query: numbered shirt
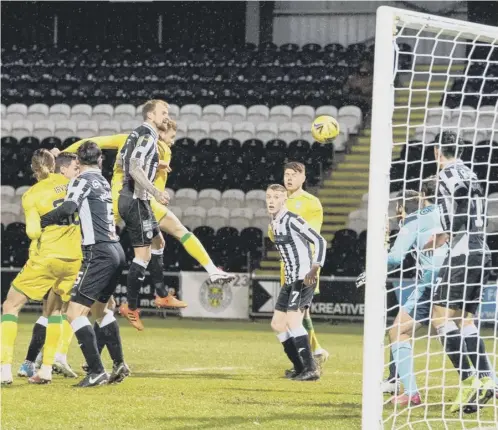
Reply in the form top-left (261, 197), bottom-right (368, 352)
top-left (271, 209), bottom-right (327, 284)
top-left (119, 123), bottom-right (159, 200)
top-left (22, 173), bottom-right (82, 260)
top-left (437, 159), bottom-right (488, 256)
top-left (66, 169), bottom-right (118, 246)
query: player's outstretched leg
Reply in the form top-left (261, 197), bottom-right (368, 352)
top-left (119, 255), bottom-right (148, 331)
top-left (158, 211), bottom-right (235, 285)
top-left (271, 310), bottom-right (304, 377)
top-left (18, 315), bottom-right (47, 378)
top-left (52, 314), bottom-right (78, 378)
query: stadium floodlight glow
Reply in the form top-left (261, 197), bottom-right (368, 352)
top-left (363, 6), bottom-right (498, 429)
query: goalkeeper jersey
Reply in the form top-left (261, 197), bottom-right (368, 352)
top-left (387, 204), bottom-right (448, 281)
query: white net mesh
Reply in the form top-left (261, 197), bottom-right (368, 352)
top-left (381, 14), bottom-right (498, 430)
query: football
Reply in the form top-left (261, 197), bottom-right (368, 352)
top-left (311, 115), bottom-right (340, 143)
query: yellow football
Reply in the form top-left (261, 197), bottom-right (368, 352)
top-left (311, 115), bottom-right (340, 143)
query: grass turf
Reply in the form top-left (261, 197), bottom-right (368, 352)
top-left (1, 316), bottom-right (496, 429)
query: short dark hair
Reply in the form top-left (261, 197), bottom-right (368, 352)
top-left (55, 152), bottom-right (77, 173)
top-left (77, 141), bottom-right (101, 166)
top-left (435, 130), bottom-right (464, 158)
top-left (421, 176), bottom-right (438, 204)
top-left (396, 189), bottom-right (420, 215)
top-left (284, 161), bottom-right (305, 174)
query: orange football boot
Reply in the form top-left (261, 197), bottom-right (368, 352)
top-left (154, 293), bottom-right (188, 309)
top-left (119, 303), bottom-right (144, 331)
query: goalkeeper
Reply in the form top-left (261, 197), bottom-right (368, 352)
top-left (357, 178), bottom-right (448, 407)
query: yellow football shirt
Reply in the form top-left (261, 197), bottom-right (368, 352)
top-left (23, 173), bottom-right (82, 260)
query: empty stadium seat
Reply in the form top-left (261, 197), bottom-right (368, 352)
top-left (15, 186), bottom-right (31, 200)
top-left (205, 207), bottom-right (229, 231)
top-left (202, 104), bottom-right (224, 122)
top-left (49, 104), bottom-right (71, 121)
top-left (269, 105), bottom-right (292, 124)
top-left (92, 104), bottom-right (114, 122)
top-left (99, 121), bottom-right (121, 136)
top-left (12, 120), bottom-right (33, 140)
top-left (247, 105), bottom-right (269, 124)
top-left (477, 105), bottom-right (497, 128)
top-left (232, 122), bottom-right (255, 142)
top-left (197, 189), bottom-right (222, 209)
top-left (279, 123), bottom-right (301, 142)
top-left (168, 104), bottom-right (180, 120)
top-left (292, 105), bottom-right (315, 124)
top-left (182, 206), bottom-right (207, 230)
top-left (188, 121), bottom-right (210, 141)
top-left (71, 104), bottom-right (92, 122)
top-left (245, 189), bottom-right (266, 210)
top-left (229, 208), bottom-right (253, 230)
top-left (33, 120), bottom-right (55, 140)
top-left (414, 127), bottom-right (439, 143)
top-left (6, 104), bottom-right (27, 122)
top-left (333, 132), bottom-right (348, 152)
top-left (121, 120), bottom-right (140, 133)
top-left (225, 105), bottom-right (247, 123)
top-left (135, 104), bottom-right (144, 122)
top-left (114, 104), bottom-right (136, 122)
top-left (2, 120), bottom-right (12, 137)
top-left (210, 121), bottom-right (232, 141)
top-left (220, 189), bottom-right (245, 209)
top-left (180, 104), bottom-right (202, 122)
top-left (27, 104), bottom-right (49, 122)
top-left (1, 203), bottom-right (21, 225)
top-left (1, 104), bottom-right (6, 118)
top-left (300, 123), bottom-right (313, 143)
top-left (316, 105), bottom-right (338, 119)
top-left (255, 122), bottom-right (278, 142)
top-left (338, 105), bottom-right (362, 133)
top-left (174, 188), bottom-right (198, 210)
top-left (426, 108), bottom-right (451, 126)
top-left (77, 121), bottom-right (99, 138)
top-left (253, 208), bottom-right (270, 232)
top-left (1, 186), bottom-right (15, 204)
top-left (55, 120), bottom-right (77, 141)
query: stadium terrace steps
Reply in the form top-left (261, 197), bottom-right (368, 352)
top-left (254, 63), bottom-right (456, 276)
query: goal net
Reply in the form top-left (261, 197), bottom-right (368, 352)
top-left (363, 6), bottom-right (498, 430)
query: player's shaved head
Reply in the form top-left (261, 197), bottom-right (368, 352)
top-left (77, 141), bottom-right (102, 166)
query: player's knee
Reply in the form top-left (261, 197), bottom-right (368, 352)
top-left (134, 248), bottom-right (151, 264)
top-left (435, 320), bottom-right (458, 337)
top-left (388, 325), bottom-right (399, 342)
top-left (152, 233), bottom-right (165, 250)
top-left (271, 318), bottom-right (286, 333)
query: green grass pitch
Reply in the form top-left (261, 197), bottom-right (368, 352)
top-left (1, 316), bottom-right (496, 429)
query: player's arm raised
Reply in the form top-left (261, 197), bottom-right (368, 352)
top-left (65, 135), bottom-right (128, 153)
top-left (40, 178), bottom-right (91, 227)
top-left (128, 133), bottom-right (169, 205)
top-left (290, 217), bottom-right (327, 286)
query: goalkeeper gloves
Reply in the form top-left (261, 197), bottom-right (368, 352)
top-left (356, 272), bottom-right (366, 289)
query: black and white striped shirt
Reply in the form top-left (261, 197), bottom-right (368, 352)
top-left (120, 123), bottom-right (159, 200)
top-left (437, 159), bottom-right (488, 256)
top-left (66, 170), bottom-right (118, 246)
top-left (271, 209), bottom-right (327, 284)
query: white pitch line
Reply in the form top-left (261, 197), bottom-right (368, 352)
top-left (181, 366), bottom-right (248, 372)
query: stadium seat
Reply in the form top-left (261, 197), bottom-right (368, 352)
top-left (0, 203), bottom-right (21, 226)
top-left (99, 121), bottom-right (120, 136)
top-left (316, 105), bottom-right (338, 119)
top-left (197, 189), bottom-right (222, 209)
top-left (77, 121), bottom-right (99, 138)
top-left (27, 104), bottom-right (49, 122)
top-left (182, 206), bottom-right (207, 230)
top-left (225, 105), bottom-right (247, 124)
top-left (6, 104), bottom-right (27, 122)
top-left (121, 120), bottom-right (140, 133)
top-left (338, 105), bottom-right (363, 133)
top-left (180, 104), bottom-right (202, 122)
top-left (333, 131), bottom-right (348, 152)
top-left (229, 208), bottom-right (253, 230)
top-left (245, 189), bottom-right (266, 210)
top-left (49, 104), bottom-right (71, 121)
top-left (269, 105), bottom-right (292, 124)
top-left (113, 104), bottom-right (136, 122)
top-left (451, 105), bottom-right (476, 123)
top-left (253, 208), bottom-right (270, 232)
top-left (202, 104), bottom-right (224, 122)
top-left (1, 104), bottom-right (6, 118)
top-left (33, 120), bottom-right (55, 140)
top-left (188, 121), bottom-right (210, 141)
top-left (220, 189), bottom-right (245, 209)
top-left (300, 123), bottom-right (313, 143)
top-left (168, 104), bottom-right (180, 120)
top-left (135, 104), bottom-right (144, 122)
top-left (210, 121), bottom-right (232, 141)
top-left (462, 129), bottom-right (488, 144)
top-left (279, 123), bottom-right (301, 142)
top-left (1, 186), bottom-right (15, 204)
top-left (1, 120), bottom-right (12, 137)
top-left (347, 209), bottom-right (368, 234)
top-left (247, 105), bottom-right (270, 124)
top-left (232, 122), bottom-right (255, 142)
top-left (426, 107), bottom-right (451, 126)
top-left (12, 120), bottom-right (33, 140)
top-left (255, 122), bottom-right (278, 142)
top-left (205, 207), bottom-right (230, 231)
top-left (54, 120), bottom-right (77, 141)
top-left (174, 188), bottom-right (198, 211)
top-left (414, 126), bottom-right (439, 143)
top-left (92, 104), bottom-right (114, 122)
top-left (15, 186), bottom-right (30, 200)
top-left (292, 105), bottom-right (315, 124)
top-left (477, 105), bottom-right (497, 128)
top-left (71, 104), bottom-right (93, 122)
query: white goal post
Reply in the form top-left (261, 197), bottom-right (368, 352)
top-left (363, 6), bottom-right (498, 429)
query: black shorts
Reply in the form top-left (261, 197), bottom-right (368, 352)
top-left (433, 253), bottom-right (491, 315)
top-left (275, 281), bottom-right (315, 312)
top-left (71, 241), bottom-right (126, 308)
top-left (118, 193), bottom-right (160, 247)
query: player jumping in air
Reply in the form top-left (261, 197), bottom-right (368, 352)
top-left (40, 141), bottom-right (128, 387)
top-left (1, 150), bottom-right (82, 385)
top-left (357, 179), bottom-right (448, 406)
top-left (268, 162), bottom-right (329, 374)
top-left (63, 114), bottom-right (234, 314)
top-left (267, 184), bottom-right (327, 381)
top-left (430, 131), bottom-right (495, 413)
